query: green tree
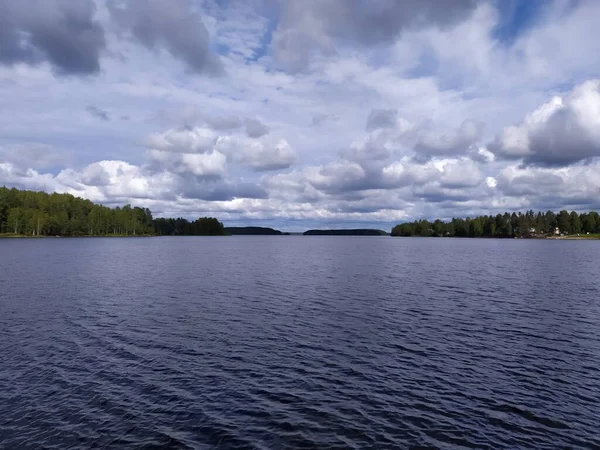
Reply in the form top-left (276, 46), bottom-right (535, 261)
top-left (557, 210), bottom-right (571, 234)
top-left (469, 217), bottom-right (484, 237)
top-left (484, 216), bottom-right (496, 237)
top-left (582, 212), bottom-right (597, 234)
top-left (0, 186), bottom-right (162, 237)
top-left (545, 210), bottom-right (557, 233)
top-left (570, 211), bottom-right (582, 234)
top-left (432, 219), bottom-right (445, 237)
top-left (7, 208), bottom-right (23, 234)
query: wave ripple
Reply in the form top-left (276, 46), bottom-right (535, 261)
top-left (1, 237), bottom-right (600, 449)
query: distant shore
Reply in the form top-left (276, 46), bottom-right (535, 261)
top-left (0, 233), bottom-right (157, 239)
top-left (548, 234), bottom-right (600, 240)
top-left (303, 229), bottom-right (388, 236)
top-left (392, 234), bottom-right (600, 240)
top-left (224, 226), bottom-right (286, 235)
top-left (3, 232), bottom-right (599, 240)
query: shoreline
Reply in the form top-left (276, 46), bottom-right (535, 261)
top-left (391, 235), bottom-right (600, 240)
top-left (0, 234), bottom-right (156, 239)
top-left (3, 234), bottom-right (600, 240)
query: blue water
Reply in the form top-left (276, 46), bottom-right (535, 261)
top-left (1, 237), bottom-right (600, 449)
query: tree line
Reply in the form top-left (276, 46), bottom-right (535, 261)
top-left (0, 187), bottom-right (224, 236)
top-left (153, 217), bottom-right (225, 236)
top-left (303, 229), bottom-right (387, 236)
top-left (392, 210), bottom-right (600, 238)
top-left (224, 227), bottom-right (283, 235)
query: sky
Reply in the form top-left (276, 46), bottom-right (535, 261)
top-left (1, 0), bottom-right (600, 231)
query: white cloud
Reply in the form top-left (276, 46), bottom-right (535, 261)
top-left (489, 80), bottom-right (600, 166)
top-left (415, 120), bottom-right (484, 158)
top-left (145, 125), bottom-right (296, 173)
top-left (495, 161), bottom-right (600, 209)
top-left (216, 134), bottom-right (297, 171)
top-left (0, 159), bottom-right (178, 203)
top-left (146, 127), bottom-right (217, 153)
top-left (180, 152), bottom-right (227, 177)
top-left (147, 149), bottom-right (227, 178)
top-left (437, 158), bottom-right (484, 189)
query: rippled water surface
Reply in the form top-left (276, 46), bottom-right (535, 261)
top-left (1, 236), bottom-right (600, 449)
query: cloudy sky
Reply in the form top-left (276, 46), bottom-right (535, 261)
top-left (1, 0), bottom-right (600, 230)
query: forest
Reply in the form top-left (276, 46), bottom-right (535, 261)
top-left (0, 187), bottom-right (224, 237)
top-left (153, 217), bottom-right (225, 236)
top-left (392, 210), bottom-right (600, 238)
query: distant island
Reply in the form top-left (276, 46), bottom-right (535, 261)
top-left (225, 226), bottom-right (285, 235)
top-left (303, 229), bottom-right (388, 236)
top-left (392, 210), bottom-right (600, 239)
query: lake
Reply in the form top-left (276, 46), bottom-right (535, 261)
top-left (1, 237), bottom-right (600, 449)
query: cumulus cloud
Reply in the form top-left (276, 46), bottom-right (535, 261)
top-left (256, 153), bottom-right (492, 227)
top-left (145, 124), bottom-right (296, 173)
top-left (263, 152), bottom-right (485, 204)
top-left (78, 161), bottom-right (112, 186)
top-left (382, 158), bottom-right (484, 192)
top-left (305, 161), bottom-right (368, 194)
top-left (147, 149), bottom-right (227, 178)
top-left (352, 111), bottom-right (482, 161)
top-left (66, 160), bottom-right (177, 199)
top-left (146, 127), bottom-right (217, 154)
top-left (380, 159), bottom-right (438, 188)
top-left (179, 152), bottom-right (227, 177)
top-left (436, 158), bottom-right (484, 189)
top-left (414, 120), bottom-right (484, 158)
top-left (266, 107), bottom-right (491, 206)
top-left (0, 162), bottom-right (57, 192)
top-left (0, 159), bottom-right (177, 202)
top-left (107, 0), bottom-right (222, 75)
top-left (0, 155), bottom-right (272, 219)
top-left (0, 0), bottom-right (105, 74)
top-left (489, 80), bottom-right (600, 166)
top-left (271, 0), bottom-right (482, 70)
top-left (215, 135), bottom-right (296, 171)
top-left (495, 162), bottom-right (600, 210)
top-left (345, 129), bottom-right (397, 162)
top-left (342, 110), bottom-right (417, 164)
